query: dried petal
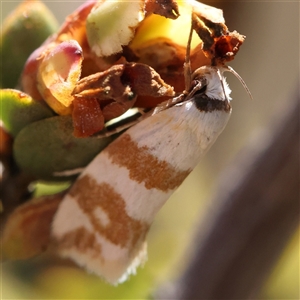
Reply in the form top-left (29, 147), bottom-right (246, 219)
top-left (74, 62), bottom-right (174, 100)
top-left (73, 65), bottom-right (133, 102)
top-left (0, 89), bottom-right (53, 137)
top-left (145, 0), bottom-right (180, 19)
top-left (37, 40), bottom-right (83, 115)
top-left (191, 0), bottom-right (225, 24)
top-left (102, 101), bottom-right (134, 121)
top-left (121, 63), bottom-right (175, 97)
top-left (1, 193), bottom-right (64, 260)
top-left (214, 31), bottom-right (246, 63)
top-left (72, 63), bottom-right (174, 134)
top-left (72, 97), bottom-right (104, 138)
top-left (191, 6), bottom-right (245, 65)
top-left (86, 0), bottom-right (145, 57)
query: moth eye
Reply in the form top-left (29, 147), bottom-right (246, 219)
top-left (190, 78), bottom-right (207, 95)
top-left (194, 85), bottom-right (207, 96)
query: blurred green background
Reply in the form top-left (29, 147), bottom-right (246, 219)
top-left (1, 1), bottom-right (299, 299)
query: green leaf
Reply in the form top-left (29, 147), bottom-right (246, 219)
top-left (0, 89), bottom-right (54, 137)
top-left (13, 115), bottom-right (114, 180)
top-left (0, 0), bottom-right (59, 88)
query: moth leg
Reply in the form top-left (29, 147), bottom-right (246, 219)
top-left (96, 109), bottom-right (151, 138)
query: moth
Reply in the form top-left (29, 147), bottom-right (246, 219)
top-left (51, 11), bottom-right (251, 284)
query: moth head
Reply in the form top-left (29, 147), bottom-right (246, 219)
top-left (189, 65), bottom-right (231, 103)
top-left (189, 65), bottom-right (252, 103)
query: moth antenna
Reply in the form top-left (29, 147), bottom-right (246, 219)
top-left (184, 16), bottom-right (194, 92)
top-left (216, 67), bottom-right (229, 103)
top-left (224, 65), bottom-right (253, 100)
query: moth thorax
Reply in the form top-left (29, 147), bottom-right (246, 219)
top-left (204, 71), bottom-right (231, 101)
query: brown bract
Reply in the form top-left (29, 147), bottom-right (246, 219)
top-left (214, 31), bottom-right (245, 63)
top-left (72, 97), bottom-right (105, 138)
top-left (72, 63), bottom-right (174, 137)
top-left (192, 12), bottom-right (245, 65)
